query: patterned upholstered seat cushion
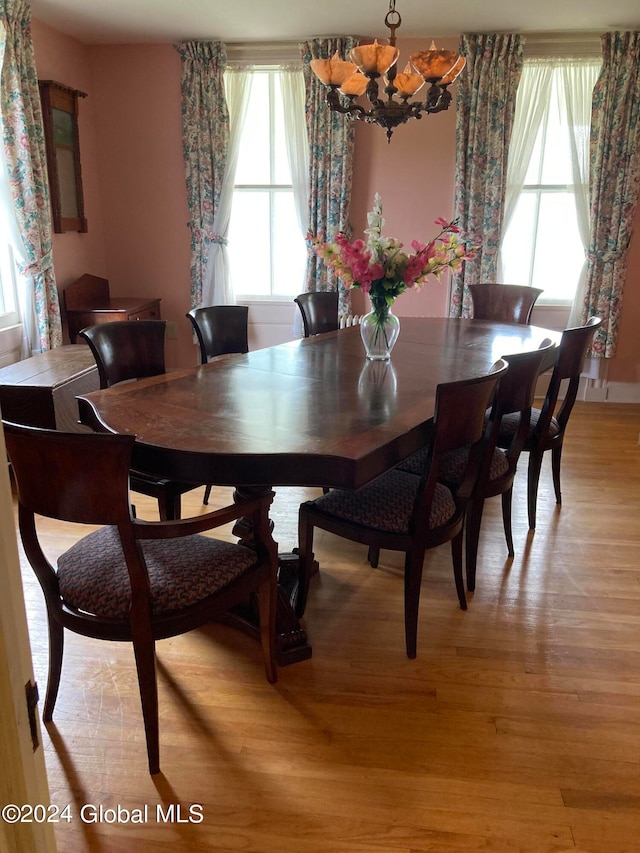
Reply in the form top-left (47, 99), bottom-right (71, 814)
top-left (398, 445), bottom-right (509, 488)
top-left (397, 447), bottom-right (429, 476)
top-left (57, 526), bottom-right (258, 620)
top-left (498, 407), bottom-right (560, 443)
top-left (309, 469), bottom-right (456, 533)
top-left (438, 446), bottom-right (510, 488)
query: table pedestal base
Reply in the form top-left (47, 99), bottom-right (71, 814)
top-left (231, 500), bottom-right (313, 666)
top-left (221, 553), bottom-right (312, 665)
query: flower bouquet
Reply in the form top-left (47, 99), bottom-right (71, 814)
top-left (310, 194), bottom-right (474, 359)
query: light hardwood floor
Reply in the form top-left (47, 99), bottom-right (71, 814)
top-left (12, 402), bottom-right (640, 852)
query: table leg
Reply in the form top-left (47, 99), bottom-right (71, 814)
top-left (229, 487), bottom-right (312, 666)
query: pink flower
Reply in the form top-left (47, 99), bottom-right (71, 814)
top-left (308, 197), bottom-right (475, 302)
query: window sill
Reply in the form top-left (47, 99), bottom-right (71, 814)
top-left (0, 323), bottom-right (23, 368)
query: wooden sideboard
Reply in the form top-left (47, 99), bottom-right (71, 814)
top-left (64, 274), bottom-right (161, 343)
top-left (0, 346), bottom-right (99, 432)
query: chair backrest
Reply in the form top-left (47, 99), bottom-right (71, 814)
top-left (79, 320), bottom-right (167, 388)
top-left (493, 342), bottom-right (555, 422)
top-left (535, 316), bottom-right (602, 436)
top-left (4, 420), bottom-right (134, 526)
top-left (413, 360), bottom-right (509, 520)
top-left (469, 284), bottom-right (543, 325)
top-left (186, 306), bottom-right (249, 364)
top-left (294, 291), bottom-right (339, 337)
top-left (485, 342), bottom-right (555, 462)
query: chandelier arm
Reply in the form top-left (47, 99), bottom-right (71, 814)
top-left (326, 86), bottom-right (367, 117)
top-left (364, 77), bottom-right (386, 110)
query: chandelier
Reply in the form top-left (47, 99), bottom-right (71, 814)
top-left (310, 0), bottom-right (466, 142)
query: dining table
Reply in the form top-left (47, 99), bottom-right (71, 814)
top-left (77, 317), bottom-right (560, 665)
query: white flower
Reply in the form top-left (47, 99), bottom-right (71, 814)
top-left (364, 193), bottom-right (384, 247)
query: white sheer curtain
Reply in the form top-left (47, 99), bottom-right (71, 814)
top-left (279, 65), bottom-right (309, 337)
top-left (203, 68), bottom-right (252, 306)
top-left (499, 60), bottom-right (553, 261)
top-left (565, 60), bottom-right (602, 326)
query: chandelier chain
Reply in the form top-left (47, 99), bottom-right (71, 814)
top-left (385, 0), bottom-right (401, 39)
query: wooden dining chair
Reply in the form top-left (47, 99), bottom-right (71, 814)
top-left (496, 316), bottom-right (602, 530)
top-left (463, 343), bottom-right (555, 590)
top-left (79, 320), bottom-right (205, 519)
top-left (4, 420), bottom-right (278, 775)
top-left (469, 284), bottom-right (543, 325)
top-left (185, 306), bottom-right (249, 504)
top-left (297, 361), bottom-right (508, 658)
top-left (186, 305), bottom-right (249, 364)
top-left (294, 291), bottom-right (339, 337)
top-left (397, 343), bottom-right (554, 591)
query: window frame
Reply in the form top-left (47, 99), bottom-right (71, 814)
top-left (227, 66), bottom-right (306, 301)
top-left (499, 54), bottom-right (602, 307)
top-left (0, 242), bottom-right (20, 330)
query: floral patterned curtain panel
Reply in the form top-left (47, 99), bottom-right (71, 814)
top-left (175, 40), bottom-right (228, 310)
top-left (449, 34), bottom-right (524, 318)
top-left (300, 37), bottom-right (358, 318)
top-left (582, 31), bottom-right (640, 358)
top-left (0, 0), bottom-right (62, 352)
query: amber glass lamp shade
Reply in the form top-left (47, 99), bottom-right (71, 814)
top-left (387, 63), bottom-right (425, 98)
top-left (350, 40), bottom-right (399, 76)
top-left (410, 42), bottom-right (460, 81)
top-left (439, 54), bottom-right (466, 86)
top-left (339, 71), bottom-right (369, 97)
top-left (310, 51), bottom-right (357, 86)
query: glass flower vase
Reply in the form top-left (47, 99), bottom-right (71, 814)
top-left (360, 297), bottom-right (400, 361)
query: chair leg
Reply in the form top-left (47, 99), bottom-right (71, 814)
top-left (551, 445), bottom-right (563, 505)
top-left (527, 449), bottom-right (545, 530)
top-left (131, 628), bottom-right (160, 775)
top-left (451, 531), bottom-right (467, 610)
top-left (157, 491), bottom-right (181, 522)
top-left (464, 498), bottom-right (485, 593)
top-left (404, 549), bottom-right (426, 659)
top-left (43, 618), bottom-right (64, 722)
top-left (295, 507), bottom-right (315, 618)
top-left (203, 484), bottom-right (212, 505)
top-left (501, 487), bottom-right (515, 557)
top-left (368, 546), bottom-right (380, 568)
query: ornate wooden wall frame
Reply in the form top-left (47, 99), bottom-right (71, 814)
top-left (38, 80), bottom-right (88, 234)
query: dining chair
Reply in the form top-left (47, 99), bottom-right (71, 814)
top-left (468, 284), bottom-right (543, 325)
top-left (4, 420), bottom-right (278, 775)
top-left (186, 305), bottom-right (249, 364)
top-left (296, 361), bottom-right (508, 658)
top-left (397, 344), bottom-right (554, 590)
top-left (294, 291), bottom-right (339, 337)
top-left (78, 319), bottom-right (205, 519)
top-left (496, 316), bottom-right (602, 529)
top-left (186, 306), bottom-right (249, 504)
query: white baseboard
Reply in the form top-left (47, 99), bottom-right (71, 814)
top-left (586, 382), bottom-right (640, 403)
top-left (535, 370), bottom-right (640, 405)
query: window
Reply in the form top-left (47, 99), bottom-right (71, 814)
top-left (0, 116), bottom-right (22, 331)
top-left (227, 69), bottom-right (307, 299)
top-left (0, 243), bottom-right (19, 329)
top-left (499, 59), bottom-right (601, 304)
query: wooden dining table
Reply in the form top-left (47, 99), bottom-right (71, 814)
top-left (77, 317), bottom-right (560, 664)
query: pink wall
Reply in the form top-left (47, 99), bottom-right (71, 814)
top-left (612, 221), bottom-right (640, 383)
top-left (29, 22), bottom-right (640, 380)
top-left (88, 45), bottom-right (193, 366)
top-left (30, 19), bottom-right (107, 302)
top-left (350, 38), bottom-right (459, 320)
